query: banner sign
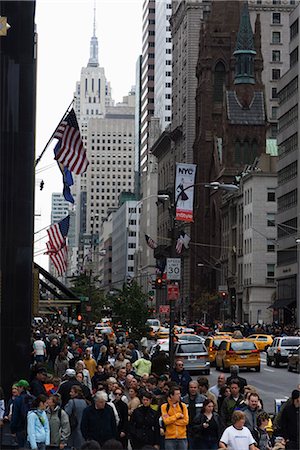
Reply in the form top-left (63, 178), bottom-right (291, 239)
top-left (167, 284), bottom-right (179, 301)
top-left (175, 163), bottom-right (197, 222)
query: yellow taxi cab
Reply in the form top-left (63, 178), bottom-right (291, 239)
top-left (215, 339), bottom-right (260, 372)
top-left (156, 326), bottom-right (170, 339)
top-left (215, 331), bottom-right (233, 337)
top-left (205, 335), bottom-right (232, 365)
top-left (247, 334), bottom-right (273, 352)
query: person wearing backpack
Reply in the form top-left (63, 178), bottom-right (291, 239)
top-left (27, 394), bottom-right (50, 450)
top-left (10, 379), bottom-right (35, 448)
top-left (46, 394), bottom-right (70, 449)
top-left (161, 385), bottom-right (189, 450)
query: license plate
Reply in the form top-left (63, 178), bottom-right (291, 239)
top-left (240, 355), bottom-right (247, 359)
top-left (188, 355), bottom-right (197, 360)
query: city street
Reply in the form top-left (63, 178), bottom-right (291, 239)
top-left (203, 353), bottom-right (300, 414)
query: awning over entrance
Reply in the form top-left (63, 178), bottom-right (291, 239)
top-left (268, 298), bottom-right (296, 309)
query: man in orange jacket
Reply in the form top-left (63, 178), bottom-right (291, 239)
top-left (161, 385), bottom-right (189, 450)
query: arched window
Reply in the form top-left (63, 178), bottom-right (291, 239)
top-left (213, 61), bottom-right (226, 102)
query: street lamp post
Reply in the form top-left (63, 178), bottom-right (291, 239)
top-left (166, 181), bottom-right (239, 369)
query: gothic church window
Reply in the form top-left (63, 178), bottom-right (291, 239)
top-left (213, 62), bottom-right (226, 102)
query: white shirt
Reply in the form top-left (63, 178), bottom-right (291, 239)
top-left (33, 339), bottom-right (46, 356)
top-left (220, 425), bottom-right (255, 450)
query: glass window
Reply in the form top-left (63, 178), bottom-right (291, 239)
top-left (272, 50), bottom-right (281, 62)
top-left (267, 213), bottom-right (275, 227)
top-left (272, 69), bottom-right (281, 80)
top-left (268, 190), bottom-right (276, 202)
top-left (272, 13), bottom-right (281, 24)
top-left (267, 240), bottom-right (275, 252)
top-left (267, 264), bottom-right (275, 277)
top-left (272, 87), bottom-right (278, 99)
top-left (176, 343), bottom-right (205, 353)
top-left (230, 341), bottom-right (256, 351)
top-left (272, 32), bottom-right (281, 44)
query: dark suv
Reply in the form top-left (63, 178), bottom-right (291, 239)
top-left (267, 336), bottom-right (300, 367)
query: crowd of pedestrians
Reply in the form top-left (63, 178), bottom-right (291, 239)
top-left (0, 321), bottom-right (299, 450)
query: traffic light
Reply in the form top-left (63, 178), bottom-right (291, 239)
top-left (40, 180), bottom-right (44, 190)
top-left (77, 314), bottom-right (82, 321)
top-left (155, 276), bottom-right (163, 289)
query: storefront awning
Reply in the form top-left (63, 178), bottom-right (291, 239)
top-left (268, 298), bottom-right (296, 309)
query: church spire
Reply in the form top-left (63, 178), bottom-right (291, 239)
top-left (88, 1), bottom-right (99, 67)
top-left (234, 1), bottom-right (256, 85)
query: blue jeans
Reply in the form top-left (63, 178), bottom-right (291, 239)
top-left (165, 438), bottom-right (188, 450)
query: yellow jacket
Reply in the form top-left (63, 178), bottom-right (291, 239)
top-left (161, 400), bottom-right (189, 439)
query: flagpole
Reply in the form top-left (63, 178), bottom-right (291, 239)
top-left (35, 99), bottom-right (74, 168)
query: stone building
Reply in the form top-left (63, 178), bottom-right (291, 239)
top-left (192, 1), bottom-right (268, 312)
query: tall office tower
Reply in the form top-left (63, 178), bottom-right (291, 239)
top-left (51, 193), bottom-right (70, 224)
top-left (276, 4), bottom-right (299, 325)
top-left (140, 0), bottom-right (156, 172)
top-left (112, 200), bottom-right (140, 289)
top-left (154, 0), bottom-right (172, 131)
top-left (134, 55), bottom-right (142, 198)
top-left (157, 0), bottom-right (207, 315)
top-left (248, 0), bottom-right (298, 138)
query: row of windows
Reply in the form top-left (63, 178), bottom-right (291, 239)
top-left (278, 189), bottom-right (297, 212)
top-left (91, 132), bottom-right (132, 138)
top-left (235, 139), bottom-right (258, 165)
top-left (278, 133), bottom-right (298, 159)
top-left (278, 161), bottom-right (297, 185)
top-left (244, 213), bottom-right (252, 230)
top-left (290, 48), bottom-right (298, 68)
top-left (244, 188), bottom-right (252, 205)
top-left (278, 105), bottom-right (298, 132)
top-left (290, 18), bottom-right (299, 41)
top-left (91, 139), bottom-right (133, 144)
top-left (278, 77), bottom-right (298, 105)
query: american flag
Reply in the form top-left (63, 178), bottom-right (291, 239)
top-left (176, 236), bottom-right (184, 254)
top-left (46, 242), bottom-right (68, 276)
top-left (47, 216), bottom-right (70, 252)
top-left (54, 108), bottom-right (89, 175)
top-left (145, 234), bottom-right (158, 250)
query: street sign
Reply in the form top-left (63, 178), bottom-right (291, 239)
top-left (159, 305), bottom-right (170, 314)
top-left (167, 258), bottom-right (181, 280)
top-left (167, 284), bottom-right (179, 300)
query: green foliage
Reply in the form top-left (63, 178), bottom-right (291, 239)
top-left (106, 282), bottom-right (149, 339)
top-left (70, 273), bottom-right (106, 322)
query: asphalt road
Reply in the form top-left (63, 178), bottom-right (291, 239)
top-left (200, 353), bottom-right (300, 414)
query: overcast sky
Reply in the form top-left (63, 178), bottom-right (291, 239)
top-left (34, 0), bottom-right (142, 267)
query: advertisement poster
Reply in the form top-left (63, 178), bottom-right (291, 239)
top-left (175, 163), bottom-right (197, 222)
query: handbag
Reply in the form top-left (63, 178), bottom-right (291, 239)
top-left (69, 400), bottom-right (78, 431)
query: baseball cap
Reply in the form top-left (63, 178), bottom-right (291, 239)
top-left (15, 379), bottom-right (30, 388)
top-left (64, 368), bottom-right (76, 377)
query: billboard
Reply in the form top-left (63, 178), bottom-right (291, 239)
top-left (175, 163), bottom-right (197, 222)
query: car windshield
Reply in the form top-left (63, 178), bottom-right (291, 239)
top-left (176, 343), bottom-right (206, 353)
top-left (230, 341), bottom-right (256, 351)
top-left (282, 338), bottom-right (300, 346)
top-left (147, 320), bottom-right (160, 326)
top-left (180, 336), bottom-right (201, 341)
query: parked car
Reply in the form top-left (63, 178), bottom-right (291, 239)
top-left (173, 341), bottom-right (210, 374)
top-left (288, 345), bottom-right (300, 373)
top-left (248, 334), bottom-right (273, 351)
top-left (267, 336), bottom-right (300, 367)
top-left (215, 339), bottom-right (260, 372)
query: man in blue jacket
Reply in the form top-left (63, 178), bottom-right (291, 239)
top-left (10, 379), bottom-right (35, 448)
top-left (170, 359), bottom-right (192, 396)
top-left (81, 391), bottom-right (117, 446)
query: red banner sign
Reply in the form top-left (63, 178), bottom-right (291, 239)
top-left (159, 305), bottom-right (170, 314)
top-left (167, 284), bottom-right (179, 300)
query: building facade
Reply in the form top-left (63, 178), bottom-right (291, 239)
top-left (275, 4), bottom-right (299, 325)
top-left (248, 0), bottom-right (298, 139)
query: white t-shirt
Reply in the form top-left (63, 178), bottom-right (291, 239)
top-left (220, 425), bottom-right (255, 450)
top-left (33, 339), bottom-right (46, 355)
